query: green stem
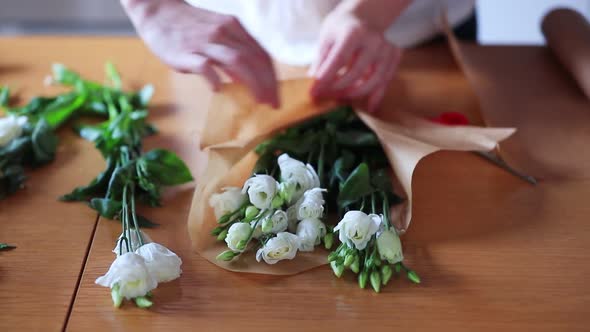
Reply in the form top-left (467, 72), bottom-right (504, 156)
top-left (122, 184), bottom-right (131, 253)
top-left (130, 184), bottom-right (143, 247)
top-left (371, 193), bottom-right (376, 215)
top-left (382, 192), bottom-right (390, 231)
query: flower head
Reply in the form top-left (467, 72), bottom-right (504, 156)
top-left (209, 186), bottom-right (247, 220)
top-left (261, 210), bottom-right (289, 234)
top-left (278, 154), bottom-right (319, 203)
top-left (95, 252), bottom-right (157, 299)
top-left (295, 188), bottom-right (326, 220)
top-left (256, 232), bottom-right (300, 264)
top-left (334, 211), bottom-right (381, 250)
top-left (296, 218), bottom-right (326, 252)
top-left (0, 115), bottom-right (27, 147)
top-left (376, 229), bottom-right (404, 264)
top-left (242, 174), bottom-right (278, 210)
top-left (225, 222), bottom-right (252, 252)
top-left (135, 243), bottom-right (182, 283)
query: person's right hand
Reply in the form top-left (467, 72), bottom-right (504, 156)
top-left (121, 0), bottom-right (279, 108)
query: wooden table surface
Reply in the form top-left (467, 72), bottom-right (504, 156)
top-left (1, 37), bottom-right (589, 332)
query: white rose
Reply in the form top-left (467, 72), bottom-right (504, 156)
top-left (225, 222), bottom-right (252, 252)
top-left (262, 210), bottom-right (289, 234)
top-left (256, 232), bottom-right (300, 264)
top-left (0, 115), bottom-right (27, 147)
top-left (295, 188), bottom-right (326, 220)
top-left (209, 186), bottom-right (247, 220)
top-left (95, 252), bottom-right (158, 299)
top-left (242, 174), bottom-right (278, 210)
top-left (112, 230), bottom-right (152, 256)
top-left (296, 218), bottom-right (327, 252)
top-left (377, 229), bottom-right (404, 264)
top-left (135, 243), bottom-right (182, 283)
top-left (334, 211), bottom-right (381, 250)
top-left (278, 153), bottom-right (320, 202)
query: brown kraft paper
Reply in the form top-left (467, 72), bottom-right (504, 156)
top-left (187, 78), bottom-right (515, 275)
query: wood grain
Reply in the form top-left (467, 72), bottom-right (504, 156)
top-left (0, 37), bottom-right (134, 331)
top-left (2, 37), bottom-right (589, 332)
top-left (65, 40), bottom-right (590, 332)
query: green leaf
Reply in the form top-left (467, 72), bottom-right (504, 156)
top-left (52, 63), bottom-right (81, 86)
top-left (330, 150), bottom-right (356, 185)
top-left (0, 86), bottom-right (10, 106)
top-left (31, 119), bottom-right (58, 165)
top-left (60, 158), bottom-right (115, 201)
top-left (42, 90), bottom-right (87, 128)
top-left (75, 122), bottom-right (108, 142)
top-left (139, 149), bottom-right (193, 186)
top-left (337, 163), bottom-right (374, 207)
top-left (0, 243), bottom-right (16, 250)
top-left (0, 165), bottom-right (26, 200)
top-left (89, 198), bottom-right (122, 219)
top-left (8, 96), bottom-right (56, 116)
top-left (105, 62), bottom-right (122, 90)
top-left (335, 130), bottom-right (380, 147)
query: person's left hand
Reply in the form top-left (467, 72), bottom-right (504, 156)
top-left (309, 7), bottom-right (402, 112)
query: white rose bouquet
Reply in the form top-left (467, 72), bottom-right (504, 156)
top-left (210, 107), bottom-right (419, 292)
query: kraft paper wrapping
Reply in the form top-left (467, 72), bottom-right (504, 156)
top-left (542, 8), bottom-right (590, 100)
top-left (187, 78), bottom-right (515, 275)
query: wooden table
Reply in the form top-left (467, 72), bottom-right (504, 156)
top-left (1, 37), bottom-right (589, 332)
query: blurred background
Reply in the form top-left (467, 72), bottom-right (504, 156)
top-left (0, 0), bottom-right (588, 44)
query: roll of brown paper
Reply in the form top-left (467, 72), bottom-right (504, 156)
top-left (542, 8), bottom-right (590, 100)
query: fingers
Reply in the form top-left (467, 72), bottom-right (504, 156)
top-left (198, 43), bottom-right (279, 107)
top-left (330, 39), bottom-right (380, 92)
top-left (308, 39), bottom-right (333, 77)
top-left (310, 32), bottom-right (358, 97)
top-left (367, 49), bottom-right (401, 112)
top-left (167, 53), bottom-right (222, 91)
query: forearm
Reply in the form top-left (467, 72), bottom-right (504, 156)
top-left (337, 0), bottom-right (412, 31)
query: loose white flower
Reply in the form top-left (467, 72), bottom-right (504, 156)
top-left (296, 218), bottom-right (327, 252)
top-left (135, 243), bottom-right (182, 283)
top-left (377, 229), bottom-right (404, 264)
top-left (0, 115), bottom-right (27, 147)
top-left (95, 252), bottom-right (158, 299)
top-left (209, 186), bottom-right (247, 220)
top-left (295, 188), bottom-right (326, 220)
top-left (262, 210), bottom-right (289, 234)
top-left (225, 222), bottom-right (252, 252)
top-left (278, 153), bottom-right (320, 202)
top-left (256, 232), bottom-right (300, 264)
top-left (242, 174), bottom-right (278, 210)
top-left (112, 230), bottom-right (152, 256)
top-left (334, 211), bottom-right (381, 250)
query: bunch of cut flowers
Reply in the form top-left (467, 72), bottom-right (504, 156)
top-left (210, 107), bottom-right (419, 292)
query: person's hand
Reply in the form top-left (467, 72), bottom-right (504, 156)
top-left (121, 0), bottom-right (279, 107)
top-left (309, 6), bottom-right (402, 112)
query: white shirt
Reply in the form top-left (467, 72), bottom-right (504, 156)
top-left (185, 0), bottom-right (475, 66)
